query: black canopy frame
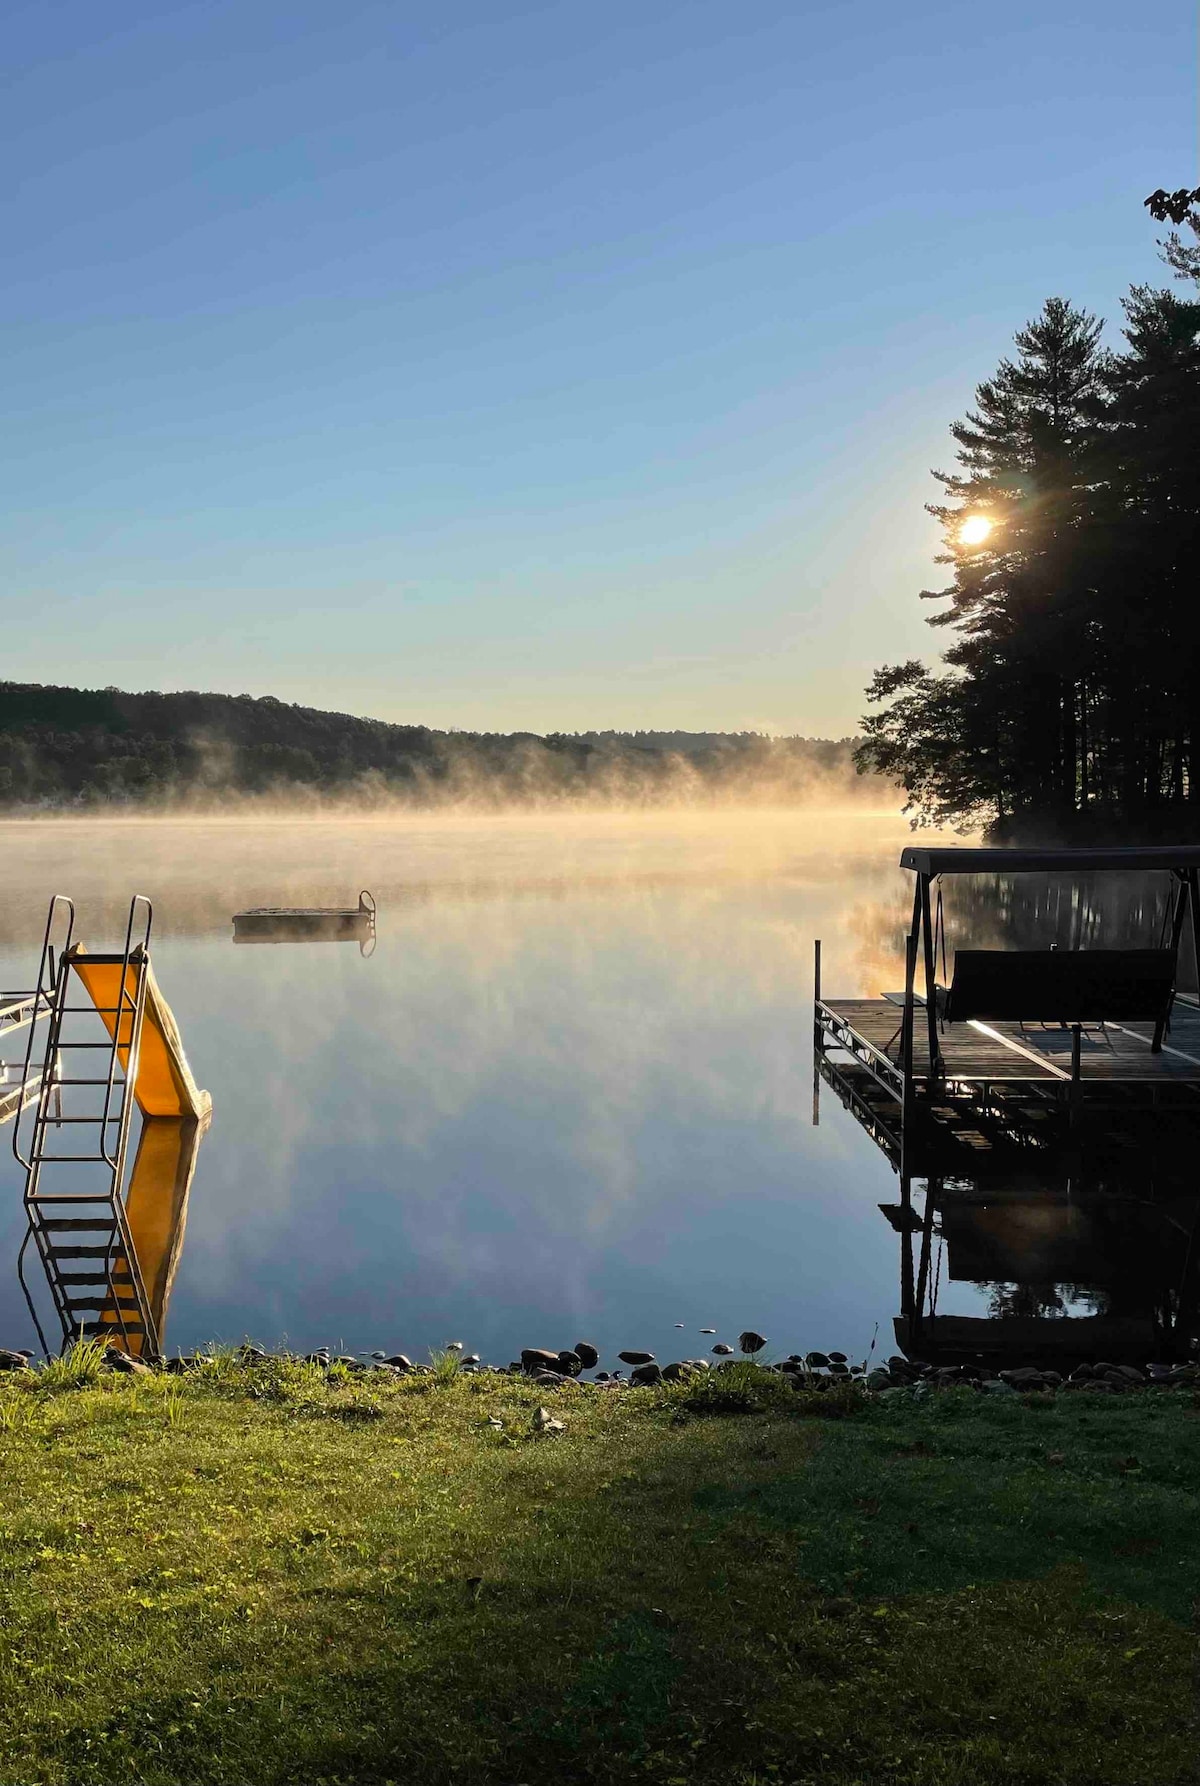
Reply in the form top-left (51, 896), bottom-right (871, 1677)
top-left (899, 847), bottom-right (1200, 1079)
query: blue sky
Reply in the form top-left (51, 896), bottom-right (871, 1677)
top-left (3, 0), bottom-right (1193, 734)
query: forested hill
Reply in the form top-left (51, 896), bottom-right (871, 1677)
top-left (0, 683), bottom-right (879, 809)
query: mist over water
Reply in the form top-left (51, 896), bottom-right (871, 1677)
top-left (0, 807), bottom-right (1020, 1359)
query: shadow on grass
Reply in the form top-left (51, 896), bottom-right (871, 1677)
top-left (697, 1387), bottom-right (1200, 1620)
top-left (16, 1385), bottom-right (1200, 1786)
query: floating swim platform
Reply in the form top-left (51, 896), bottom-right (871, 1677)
top-left (232, 889), bottom-right (376, 947)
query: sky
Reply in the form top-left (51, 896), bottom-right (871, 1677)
top-left (3, 1), bottom-right (1194, 736)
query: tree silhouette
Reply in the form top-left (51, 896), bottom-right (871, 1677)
top-left (858, 224), bottom-right (1200, 837)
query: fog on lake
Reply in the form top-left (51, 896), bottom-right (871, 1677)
top-left (1, 809), bottom-right (1194, 1364)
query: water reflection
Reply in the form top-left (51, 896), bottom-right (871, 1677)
top-left (2, 813), bottom-right (1197, 1362)
top-left (101, 1114), bottom-right (209, 1355)
top-left (819, 1050), bottom-right (1200, 1366)
top-left (903, 1171), bottom-right (1200, 1367)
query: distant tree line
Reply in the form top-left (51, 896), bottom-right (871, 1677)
top-left (0, 682), bottom-right (879, 810)
top-left (856, 190), bottom-right (1200, 838)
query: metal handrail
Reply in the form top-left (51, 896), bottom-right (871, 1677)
top-left (96, 893), bottom-right (152, 1175)
top-left (12, 896), bottom-right (73, 1170)
top-left (358, 889), bottom-right (378, 957)
top-left (16, 1231), bottom-right (52, 1357)
top-left (97, 896), bottom-right (154, 1352)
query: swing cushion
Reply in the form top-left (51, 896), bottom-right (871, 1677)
top-left (940, 949), bottom-right (1177, 1026)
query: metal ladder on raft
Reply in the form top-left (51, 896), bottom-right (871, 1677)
top-left (14, 896), bottom-right (160, 1357)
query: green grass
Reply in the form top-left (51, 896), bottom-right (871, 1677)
top-left (0, 1357), bottom-right (1197, 1785)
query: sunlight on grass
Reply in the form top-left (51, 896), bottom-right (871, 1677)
top-left (426, 1346), bottom-right (463, 1385)
top-left (35, 1339), bottom-right (108, 1393)
top-left (0, 1363), bottom-right (1196, 1784)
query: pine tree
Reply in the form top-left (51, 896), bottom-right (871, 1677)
top-left (1146, 185), bottom-right (1200, 285)
top-left (858, 299), bottom-right (1108, 831)
top-left (1096, 285), bottom-right (1200, 810)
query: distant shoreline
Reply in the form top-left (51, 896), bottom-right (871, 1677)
top-left (1, 678), bottom-right (890, 812)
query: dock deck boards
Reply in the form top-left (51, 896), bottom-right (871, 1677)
top-left (822, 997), bottom-right (1200, 1086)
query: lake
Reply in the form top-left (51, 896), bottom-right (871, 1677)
top-left (1, 809), bottom-right (1195, 1366)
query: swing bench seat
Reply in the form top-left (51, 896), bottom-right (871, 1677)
top-left (938, 948), bottom-right (1177, 1053)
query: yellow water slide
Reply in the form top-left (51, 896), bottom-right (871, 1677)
top-left (71, 953), bottom-right (212, 1120)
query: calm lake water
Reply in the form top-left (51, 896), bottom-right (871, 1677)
top-left (0, 810), bottom-right (1194, 1362)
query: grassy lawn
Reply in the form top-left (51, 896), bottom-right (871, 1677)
top-left (1, 1355), bottom-right (1198, 1785)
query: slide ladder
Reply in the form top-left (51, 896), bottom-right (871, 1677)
top-left (15, 898), bottom-right (158, 1355)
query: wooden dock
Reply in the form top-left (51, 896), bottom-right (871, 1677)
top-left (817, 995), bottom-right (1200, 1107)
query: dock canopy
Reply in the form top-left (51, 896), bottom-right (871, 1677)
top-left (900, 845), bottom-right (1200, 876)
top-left (889, 843), bottom-right (1200, 1079)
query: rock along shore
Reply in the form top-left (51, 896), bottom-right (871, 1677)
top-left (3, 1336), bottom-right (1196, 1397)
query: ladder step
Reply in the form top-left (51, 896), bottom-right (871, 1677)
top-left (45, 1116), bottom-right (123, 1125)
top-left (47, 1246), bottom-right (124, 1258)
top-left (54, 1256), bottom-right (131, 1271)
top-left (30, 1195), bottom-right (118, 1206)
top-left (53, 1266), bottom-right (130, 1278)
top-left (62, 1294), bottom-right (139, 1311)
top-left (36, 1218), bottom-right (118, 1231)
top-left (51, 1079), bottom-right (131, 1087)
top-left (31, 1213), bottom-right (119, 1224)
top-left (68, 952), bottom-right (145, 965)
top-left (29, 1190), bottom-right (118, 1199)
top-left (74, 1324), bottom-right (145, 1337)
top-left (32, 1155), bottom-right (114, 1163)
top-left (72, 1315), bottom-right (145, 1330)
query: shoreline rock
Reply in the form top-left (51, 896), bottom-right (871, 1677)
top-left (2, 1333), bottom-right (1195, 1399)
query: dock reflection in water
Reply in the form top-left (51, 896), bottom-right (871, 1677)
top-left (820, 1050), bottom-right (1200, 1365)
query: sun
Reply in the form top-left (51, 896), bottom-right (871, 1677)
top-left (959, 514), bottom-right (993, 547)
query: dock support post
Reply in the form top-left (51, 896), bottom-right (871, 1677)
top-left (812, 939), bottom-right (823, 1127)
top-left (1176, 1206), bottom-right (1200, 1350)
top-left (901, 932), bottom-right (917, 1114)
top-left (1158, 871), bottom-right (1194, 1047)
top-left (903, 884), bottom-right (920, 1099)
top-left (1167, 871), bottom-right (1191, 987)
top-left (913, 1178), bottom-right (938, 1349)
top-left (1070, 1024), bottom-right (1082, 1129)
top-left (899, 931), bottom-right (919, 1325)
top-left (899, 1167), bottom-right (916, 1323)
top-left (918, 874), bottom-right (942, 1077)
